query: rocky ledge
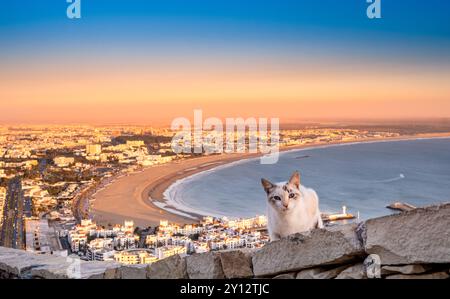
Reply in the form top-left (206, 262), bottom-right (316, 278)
top-left (1, 203), bottom-right (450, 279)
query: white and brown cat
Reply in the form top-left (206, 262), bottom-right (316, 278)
top-left (261, 171), bottom-right (323, 241)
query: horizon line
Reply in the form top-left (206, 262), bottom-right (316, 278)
top-left (1, 117), bottom-right (450, 128)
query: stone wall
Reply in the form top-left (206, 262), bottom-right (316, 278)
top-left (1, 203), bottom-right (449, 279)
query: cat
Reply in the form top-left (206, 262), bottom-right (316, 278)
top-left (261, 171), bottom-right (323, 241)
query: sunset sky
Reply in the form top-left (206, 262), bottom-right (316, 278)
top-left (1, 0), bottom-right (450, 124)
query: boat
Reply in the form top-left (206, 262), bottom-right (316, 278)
top-left (322, 206), bottom-right (356, 222)
top-left (386, 202), bottom-right (416, 212)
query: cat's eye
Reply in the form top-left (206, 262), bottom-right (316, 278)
top-left (273, 196), bottom-right (281, 201)
top-left (289, 193), bottom-right (295, 199)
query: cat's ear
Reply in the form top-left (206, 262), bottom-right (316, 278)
top-left (261, 178), bottom-right (275, 195)
top-left (289, 171), bottom-right (300, 189)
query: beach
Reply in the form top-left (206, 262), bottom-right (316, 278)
top-left (90, 133), bottom-right (450, 227)
top-left (90, 152), bottom-right (263, 227)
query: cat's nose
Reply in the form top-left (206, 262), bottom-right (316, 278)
top-left (282, 202), bottom-right (289, 208)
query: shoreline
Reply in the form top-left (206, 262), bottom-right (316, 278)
top-left (90, 132), bottom-right (450, 227)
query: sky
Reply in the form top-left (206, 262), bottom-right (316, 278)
top-left (1, 0), bottom-right (450, 125)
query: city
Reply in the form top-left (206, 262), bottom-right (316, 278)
top-left (0, 124), bottom-right (406, 264)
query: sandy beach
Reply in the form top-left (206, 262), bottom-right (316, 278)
top-left (90, 132), bottom-right (450, 228)
top-left (90, 152), bottom-right (263, 227)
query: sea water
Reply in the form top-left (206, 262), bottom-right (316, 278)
top-left (163, 138), bottom-right (450, 220)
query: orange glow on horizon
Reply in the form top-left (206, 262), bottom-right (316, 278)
top-left (1, 57), bottom-right (449, 124)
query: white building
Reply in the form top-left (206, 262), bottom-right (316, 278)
top-left (68, 232), bottom-right (87, 252)
top-left (86, 238), bottom-right (114, 260)
top-left (114, 250), bottom-right (158, 265)
top-left (155, 245), bottom-right (187, 260)
top-left (174, 224), bottom-right (204, 236)
top-left (86, 144), bottom-right (102, 156)
top-left (146, 234), bottom-right (170, 248)
top-left (53, 156), bottom-right (75, 167)
top-left (114, 233), bottom-right (137, 250)
top-left (87, 248), bottom-right (115, 261)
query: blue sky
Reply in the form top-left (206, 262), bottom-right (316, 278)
top-left (1, 0), bottom-right (450, 123)
top-left (1, 0), bottom-right (449, 35)
top-left (2, 0), bottom-right (450, 53)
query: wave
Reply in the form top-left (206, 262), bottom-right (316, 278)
top-left (373, 173), bottom-right (405, 183)
top-left (161, 175), bottom-right (230, 219)
top-left (151, 201), bottom-right (199, 220)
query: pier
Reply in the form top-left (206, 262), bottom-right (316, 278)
top-left (322, 206), bottom-right (356, 222)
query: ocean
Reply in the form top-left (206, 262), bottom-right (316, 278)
top-left (163, 138), bottom-right (450, 220)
